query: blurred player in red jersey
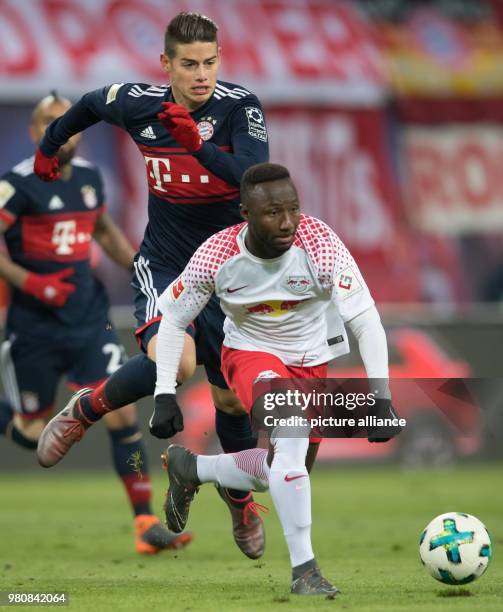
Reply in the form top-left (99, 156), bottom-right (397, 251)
top-left (154, 163), bottom-right (401, 595)
top-left (0, 93), bottom-right (191, 554)
top-left (36, 12), bottom-right (269, 559)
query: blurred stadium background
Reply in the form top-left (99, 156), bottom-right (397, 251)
top-left (1, 0), bottom-right (502, 468)
top-left (1, 1), bottom-right (503, 609)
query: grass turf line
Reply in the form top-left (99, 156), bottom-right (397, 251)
top-left (0, 464), bottom-right (502, 611)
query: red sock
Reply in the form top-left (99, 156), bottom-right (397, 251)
top-left (121, 474), bottom-right (152, 516)
top-left (79, 382), bottom-right (113, 422)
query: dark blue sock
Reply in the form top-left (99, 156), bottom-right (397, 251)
top-left (0, 399), bottom-right (37, 450)
top-left (215, 408), bottom-right (257, 500)
top-left (80, 354), bottom-right (157, 422)
top-left (108, 423), bottom-right (153, 517)
top-left (104, 354), bottom-right (157, 407)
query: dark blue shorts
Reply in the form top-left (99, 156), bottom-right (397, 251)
top-left (0, 319), bottom-right (126, 419)
top-left (131, 252), bottom-right (227, 389)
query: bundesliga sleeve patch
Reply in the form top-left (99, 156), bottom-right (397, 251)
top-left (335, 267), bottom-right (363, 300)
top-left (0, 180), bottom-right (15, 208)
top-left (245, 107), bottom-right (268, 142)
top-left (106, 83), bottom-right (124, 104)
top-left (171, 277), bottom-right (185, 300)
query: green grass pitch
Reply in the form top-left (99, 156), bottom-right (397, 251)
top-left (1, 464), bottom-right (502, 611)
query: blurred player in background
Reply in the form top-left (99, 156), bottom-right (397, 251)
top-left (0, 93), bottom-right (191, 555)
top-left (154, 163), bottom-right (401, 595)
top-left (35, 12), bottom-right (269, 559)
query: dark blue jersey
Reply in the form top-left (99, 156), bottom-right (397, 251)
top-left (39, 81), bottom-right (269, 271)
top-left (0, 157), bottom-right (109, 334)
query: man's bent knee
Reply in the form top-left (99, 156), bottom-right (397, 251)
top-left (210, 385), bottom-right (247, 415)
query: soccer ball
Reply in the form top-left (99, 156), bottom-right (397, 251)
top-left (419, 512), bottom-right (492, 585)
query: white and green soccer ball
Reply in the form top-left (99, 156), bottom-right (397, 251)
top-left (419, 512), bottom-right (492, 585)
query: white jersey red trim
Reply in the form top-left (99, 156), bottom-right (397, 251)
top-left (158, 215), bottom-right (374, 366)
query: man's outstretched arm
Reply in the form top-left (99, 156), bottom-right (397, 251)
top-left (158, 98), bottom-right (269, 186)
top-left (325, 223), bottom-right (400, 441)
top-left (346, 306), bottom-right (402, 442)
top-left (38, 99), bottom-right (100, 157)
top-left (346, 306), bottom-right (389, 384)
top-left (35, 84), bottom-right (130, 179)
top-left (152, 248), bottom-right (216, 438)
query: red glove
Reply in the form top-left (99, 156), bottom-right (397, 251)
top-left (157, 102), bottom-right (203, 153)
top-left (22, 268), bottom-right (76, 307)
top-left (34, 147), bottom-right (60, 182)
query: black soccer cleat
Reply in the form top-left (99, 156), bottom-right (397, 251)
top-left (161, 444), bottom-right (200, 533)
top-left (291, 564), bottom-right (339, 598)
top-left (134, 514), bottom-right (193, 554)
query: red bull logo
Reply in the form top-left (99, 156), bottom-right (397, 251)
top-left (245, 299), bottom-right (305, 316)
top-left (286, 275), bottom-right (313, 294)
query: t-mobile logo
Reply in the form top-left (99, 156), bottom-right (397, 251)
top-left (52, 220), bottom-right (92, 256)
top-left (145, 155), bottom-right (210, 192)
top-left (52, 220), bottom-right (77, 255)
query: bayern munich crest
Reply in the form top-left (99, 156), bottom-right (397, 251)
top-left (197, 117), bottom-right (217, 141)
top-left (81, 185), bottom-right (98, 209)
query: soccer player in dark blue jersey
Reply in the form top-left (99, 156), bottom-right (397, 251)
top-left (35, 13), bottom-right (269, 559)
top-left (0, 93), bottom-right (192, 555)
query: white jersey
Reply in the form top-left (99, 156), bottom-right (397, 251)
top-left (158, 215), bottom-right (374, 367)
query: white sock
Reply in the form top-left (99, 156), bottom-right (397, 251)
top-left (197, 448), bottom-right (269, 492)
top-left (268, 434), bottom-right (314, 568)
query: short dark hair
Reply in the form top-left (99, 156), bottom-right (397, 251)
top-left (164, 12), bottom-right (218, 58)
top-left (241, 163), bottom-right (291, 203)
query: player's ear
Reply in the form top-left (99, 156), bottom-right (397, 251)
top-left (160, 53), bottom-right (170, 74)
top-left (240, 203), bottom-right (249, 221)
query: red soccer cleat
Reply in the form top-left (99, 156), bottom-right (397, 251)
top-left (215, 485), bottom-right (268, 559)
top-left (37, 388), bottom-right (93, 468)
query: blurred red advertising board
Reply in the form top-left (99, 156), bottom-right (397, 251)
top-left (0, 0), bottom-right (387, 105)
top-left (403, 125), bottom-right (503, 234)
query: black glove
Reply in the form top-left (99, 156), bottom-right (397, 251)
top-left (150, 394), bottom-right (184, 439)
top-left (367, 398), bottom-right (403, 443)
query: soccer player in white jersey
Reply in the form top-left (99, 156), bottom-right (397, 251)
top-left (153, 162), bottom-right (400, 596)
